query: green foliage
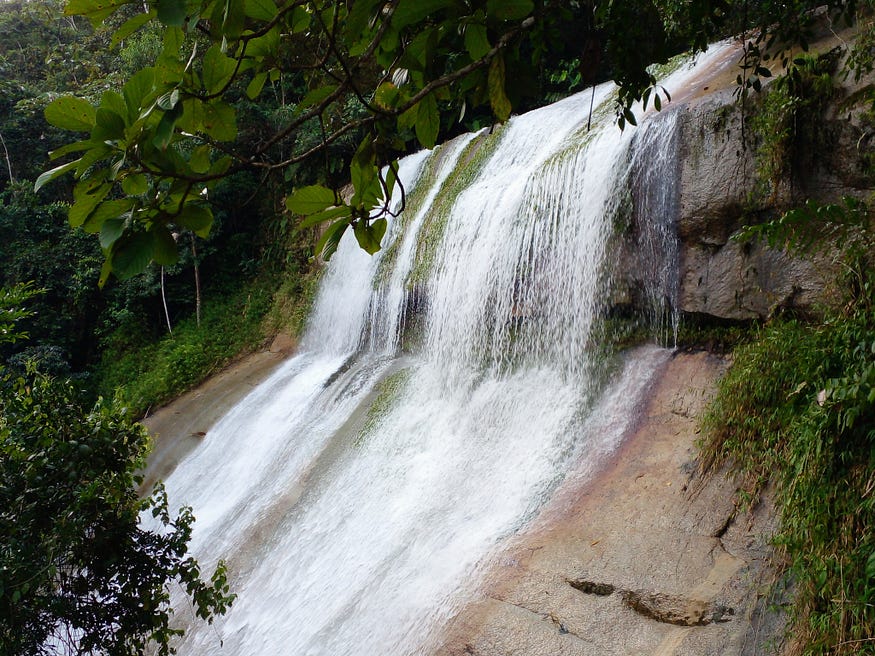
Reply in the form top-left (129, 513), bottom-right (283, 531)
top-left (748, 52), bottom-right (838, 202)
top-left (701, 302), bottom-right (875, 654)
top-left (0, 367), bottom-right (234, 655)
top-left (94, 281), bottom-right (272, 418)
top-left (0, 282), bottom-right (43, 346)
top-left (37, 0), bottom-right (871, 273)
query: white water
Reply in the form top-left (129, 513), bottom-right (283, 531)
top-left (160, 44), bottom-right (734, 656)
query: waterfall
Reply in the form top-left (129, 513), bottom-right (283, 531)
top-left (158, 43), bottom-right (734, 656)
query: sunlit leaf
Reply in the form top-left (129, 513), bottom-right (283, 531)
top-left (121, 173), bottom-right (148, 195)
top-left (49, 140), bottom-right (92, 161)
top-left (201, 101), bottom-right (237, 141)
top-left (246, 72), bottom-right (268, 100)
top-left (190, 145), bottom-right (211, 174)
top-left (65, 0), bottom-right (129, 26)
top-left (286, 185), bottom-right (336, 215)
top-left (69, 180), bottom-right (112, 228)
top-left (45, 96), bottom-right (96, 132)
top-left (123, 68), bottom-right (157, 122)
top-left (34, 158), bottom-right (82, 192)
top-left (111, 10), bottom-right (155, 47)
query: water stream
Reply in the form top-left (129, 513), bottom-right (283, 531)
top-left (160, 43), bottom-right (734, 656)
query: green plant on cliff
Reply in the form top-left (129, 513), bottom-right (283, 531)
top-left (702, 194), bottom-right (875, 653)
top-left (749, 51), bottom-right (839, 203)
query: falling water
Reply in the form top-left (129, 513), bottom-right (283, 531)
top-left (158, 43), bottom-right (734, 656)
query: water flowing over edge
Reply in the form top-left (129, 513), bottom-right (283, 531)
top-left (157, 41), bottom-right (735, 656)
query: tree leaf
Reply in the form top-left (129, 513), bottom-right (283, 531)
top-left (34, 158), bottom-right (82, 192)
top-left (416, 93), bottom-right (440, 149)
top-left (156, 0), bottom-right (187, 26)
top-left (486, 0), bottom-right (533, 21)
top-left (176, 204), bottom-right (213, 237)
top-left (123, 68), bottom-right (157, 122)
top-left (394, 0), bottom-right (454, 30)
top-left (374, 82), bottom-right (400, 110)
top-left (353, 218), bottom-right (387, 255)
top-left (152, 225), bottom-right (179, 265)
top-left (203, 45), bottom-right (237, 95)
top-left (112, 230), bottom-right (155, 279)
top-left (189, 145), bottom-right (211, 174)
top-left (344, 0), bottom-right (380, 39)
top-left (45, 96), bottom-right (97, 132)
top-left (49, 139), bottom-right (93, 161)
top-left (82, 199), bottom-right (135, 234)
top-left (111, 10), bottom-right (155, 47)
top-left (121, 173), bottom-right (148, 195)
top-left (299, 205), bottom-right (351, 229)
top-left (296, 85), bottom-right (337, 113)
top-left (201, 101), bottom-right (237, 141)
top-left (464, 23), bottom-right (491, 60)
top-left (99, 217), bottom-right (127, 249)
top-left (65, 0), bottom-right (128, 26)
top-left (153, 104), bottom-right (183, 150)
top-left (245, 0), bottom-right (278, 21)
top-left (92, 108), bottom-right (127, 141)
top-left (286, 185), bottom-right (336, 215)
top-left (69, 182), bottom-right (111, 228)
top-left (350, 137), bottom-right (376, 203)
top-left (315, 218), bottom-right (350, 260)
top-left (488, 55), bottom-right (511, 121)
top-left (100, 90), bottom-right (129, 122)
top-left (246, 72), bottom-right (268, 100)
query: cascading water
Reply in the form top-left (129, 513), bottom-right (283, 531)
top-left (158, 43), bottom-right (734, 656)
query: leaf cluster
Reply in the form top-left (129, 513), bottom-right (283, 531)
top-left (0, 365), bottom-right (234, 656)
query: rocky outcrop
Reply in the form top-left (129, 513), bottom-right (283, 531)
top-left (433, 352), bottom-right (786, 656)
top-left (664, 42), bottom-right (875, 321)
top-left (672, 91), bottom-right (829, 320)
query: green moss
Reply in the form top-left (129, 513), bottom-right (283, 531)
top-left (356, 366), bottom-right (412, 444)
top-left (407, 126), bottom-right (506, 287)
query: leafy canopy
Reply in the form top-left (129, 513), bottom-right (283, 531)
top-left (36, 0), bottom-right (868, 280)
top-left (0, 284), bottom-right (236, 656)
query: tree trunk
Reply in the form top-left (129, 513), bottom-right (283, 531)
top-left (160, 266), bottom-right (172, 334)
top-left (191, 233), bottom-right (201, 327)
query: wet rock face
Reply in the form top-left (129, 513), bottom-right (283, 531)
top-left (668, 83), bottom-right (873, 321)
top-left (672, 93), bottom-right (828, 321)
